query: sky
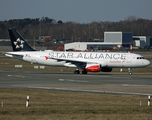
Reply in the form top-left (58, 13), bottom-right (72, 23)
top-left (0, 0), bottom-right (152, 23)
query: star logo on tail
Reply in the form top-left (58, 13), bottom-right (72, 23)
top-left (14, 38), bottom-right (24, 49)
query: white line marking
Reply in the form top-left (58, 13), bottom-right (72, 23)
top-left (59, 79), bottom-right (88, 83)
top-left (7, 75), bottom-right (25, 78)
top-left (122, 84), bottom-right (147, 87)
top-left (59, 79), bottom-right (64, 81)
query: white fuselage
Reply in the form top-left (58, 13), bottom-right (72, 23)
top-left (5, 51), bottom-right (151, 68)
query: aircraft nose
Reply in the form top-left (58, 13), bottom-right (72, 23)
top-left (145, 59), bottom-right (151, 66)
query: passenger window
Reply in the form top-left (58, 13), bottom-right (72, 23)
top-left (137, 57), bottom-right (144, 59)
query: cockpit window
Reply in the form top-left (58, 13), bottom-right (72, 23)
top-left (137, 57), bottom-right (145, 59)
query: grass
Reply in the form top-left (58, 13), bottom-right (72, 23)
top-left (0, 88), bottom-right (152, 120)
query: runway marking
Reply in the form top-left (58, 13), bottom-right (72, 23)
top-left (59, 79), bottom-right (88, 83)
top-left (7, 75), bottom-right (25, 78)
top-left (122, 84), bottom-right (129, 86)
top-left (113, 76), bottom-right (131, 79)
top-left (73, 75), bottom-right (131, 79)
top-left (122, 84), bottom-right (147, 87)
top-left (95, 75), bottom-right (131, 79)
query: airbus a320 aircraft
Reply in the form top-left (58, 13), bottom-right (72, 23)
top-left (5, 28), bottom-right (151, 75)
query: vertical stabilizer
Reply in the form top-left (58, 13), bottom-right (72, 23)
top-left (8, 28), bottom-right (35, 51)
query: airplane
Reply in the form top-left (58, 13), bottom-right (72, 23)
top-left (5, 28), bottom-right (151, 75)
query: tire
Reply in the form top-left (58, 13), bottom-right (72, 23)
top-left (74, 70), bottom-right (80, 74)
top-left (82, 69), bottom-right (87, 74)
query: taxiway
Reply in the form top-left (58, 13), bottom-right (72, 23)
top-left (0, 70), bottom-right (152, 96)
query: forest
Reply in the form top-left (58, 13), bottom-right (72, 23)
top-left (0, 16), bottom-right (152, 42)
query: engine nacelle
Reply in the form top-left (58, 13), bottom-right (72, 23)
top-left (86, 64), bottom-right (101, 72)
top-left (101, 67), bottom-right (113, 72)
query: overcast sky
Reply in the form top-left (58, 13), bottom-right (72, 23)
top-left (0, 0), bottom-right (152, 23)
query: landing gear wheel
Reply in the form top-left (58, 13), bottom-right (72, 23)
top-left (82, 69), bottom-right (87, 74)
top-left (129, 72), bottom-right (132, 75)
top-left (128, 68), bottom-right (132, 75)
top-left (74, 70), bottom-right (80, 74)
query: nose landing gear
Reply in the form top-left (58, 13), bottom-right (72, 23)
top-left (128, 68), bottom-right (132, 75)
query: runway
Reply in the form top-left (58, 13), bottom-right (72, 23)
top-left (0, 70), bottom-right (152, 96)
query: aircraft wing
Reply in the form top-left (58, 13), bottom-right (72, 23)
top-left (51, 57), bottom-right (86, 63)
top-left (49, 57), bottom-right (97, 68)
top-left (49, 57), bottom-right (108, 68)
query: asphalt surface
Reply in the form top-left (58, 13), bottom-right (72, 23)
top-left (0, 70), bottom-right (152, 96)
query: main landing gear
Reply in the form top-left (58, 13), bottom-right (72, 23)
top-left (82, 69), bottom-right (87, 74)
top-left (74, 69), bottom-right (88, 74)
top-left (74, 70), bottom-right (80, 74)
top-left (128, 68), bottom-right (132, 75)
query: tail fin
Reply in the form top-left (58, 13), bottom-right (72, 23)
top-left (8, 28), bottom-right (35, 51)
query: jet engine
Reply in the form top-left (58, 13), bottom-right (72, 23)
top-left (86, 64), bottom-right (101, 72)
top-left (85, 64), bottom-right (112, 72)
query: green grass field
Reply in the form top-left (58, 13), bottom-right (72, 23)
top-left (0, 88), bottom-right (152, 120)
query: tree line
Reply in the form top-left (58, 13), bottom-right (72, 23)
top-left (0, 16), bottom-right (152, 42)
